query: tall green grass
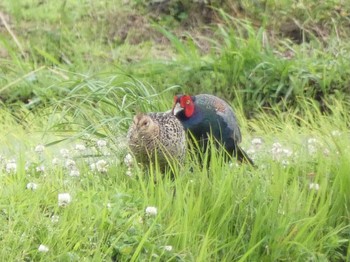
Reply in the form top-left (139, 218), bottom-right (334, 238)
top-left (0, 0), bottom-right (350, 260)
top-left (2, 0), bottom-right (350, 113)
top-left (0, 85), bottom-right (349, 260)
top-left (130, 14), bottom-right (350, 114)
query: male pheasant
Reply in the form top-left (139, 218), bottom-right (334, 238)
top-left (172, 94), bottom-right (254, 165)
top-left (127, 112), bottom-right (186, 171)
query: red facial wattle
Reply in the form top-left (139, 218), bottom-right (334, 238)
top-left (180, 95), bottom-right (195, 118)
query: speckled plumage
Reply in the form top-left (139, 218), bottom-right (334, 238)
top-left (173, 94), bottom-right (254, 165)
top-left (127, 112), bottom-right (186, 170)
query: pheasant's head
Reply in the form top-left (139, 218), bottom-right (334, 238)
top-left (132, 114), bottom-right (158, 138)
top-left (172, 95), bottom-right (195, 118)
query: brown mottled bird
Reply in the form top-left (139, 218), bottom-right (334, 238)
top-left (127, 112), bottom-right (186, 171)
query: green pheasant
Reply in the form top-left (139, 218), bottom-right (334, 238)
top-left (172, 94), bottom-right (254, 165)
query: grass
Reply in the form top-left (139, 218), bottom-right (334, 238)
top-left (0, 89), bottom-right (349, 261)
top-left (0, 0), bottom-right (350, 261)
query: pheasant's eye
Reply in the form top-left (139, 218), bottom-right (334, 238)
top-left (179, 95), bottom-right (192, 108)
top-left (141, 120), bottom-right (149, 127)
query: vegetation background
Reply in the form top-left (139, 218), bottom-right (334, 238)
top-left (0, 0), bottom-right (349, 261)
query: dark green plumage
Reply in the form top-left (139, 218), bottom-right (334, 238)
top-left (172, 94), bottom-right (254, 165)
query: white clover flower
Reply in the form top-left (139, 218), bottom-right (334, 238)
top-left (36, 165), bottom-right (45, 173)
top-left (60, 148), bottom-right (70, 158)
top-left (69, 169), bottom-right (80, 177)
top-left (323, 148), bottom-right (330, 156)
top-left (246, 147), bottom-right (256, 155)
top-left (90, 163), bottom-right (96, 171)
top-left (124, 153), bottom-right (133, 167)
top-left (95, 160), bottom-right (108, 173)
top-left (106, 203), bottom-right (112, 209)
top-left (164, 245), bottom-right (173, 252)
top-left (229, 162), bottom-right (239, 168)
top-left (58, 193), bottom-right (72, 207)
top-left (65, 159), bottom-right (76, 170)
top-left (52, 158), bottom-right (60, 166)
top-left (271, 142), bottom-right (283, 159)
top-left (35, 144), bottom-right (45, 153)
top-left (125, 168), bottom-right (132, 177)
top-left (5, 161), bottom-right (17, 173)
top-left (252, 137), bottom-right (263, 145)
top-left (307, 138), bottom-right (321, 155)
top-left (282, 148), bottom-right (293, 157)
top-left (271, 143), bottom-right (294, 161)
top-left (38, 244), bottom-right (49, 252)
top-left (251, 137), bottom-right (263, 148)
top-left (96, 139), bottom-right (107, 148)
top-left (74, 144), bottom-right (86, 151)
top-left (51, 215), bottom-right (59, 223)
top-left (26, 182), bottom-right (38, 190)
top-left (309, 183), bottom-right (320, 191)
top-left (281, 159), bottom-right (289, 167)
top-left (271, 142), bottom-right (282, 151)
top-left (308, 144), bottom-right (317, 155)
top-left (145, 206), bottom-right (157, 216)
top-left (308, 138), bottom-right (318, 144)
top-left (331, 130), bottom-right (341, 137)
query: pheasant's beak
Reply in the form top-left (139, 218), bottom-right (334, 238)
top-left (172, 102), bottom-right (184, 116)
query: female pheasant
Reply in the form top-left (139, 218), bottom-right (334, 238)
top-left (127, 112), bottom-right (186, 171)
top-left (172, 94), bottom-right (254, 165)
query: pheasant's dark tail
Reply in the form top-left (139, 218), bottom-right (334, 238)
top-left (236, 145), bottom-right (255, 167)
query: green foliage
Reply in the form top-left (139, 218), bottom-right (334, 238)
top-left (0, 99), bottom-right (349, 260)
top-left (0, 0), bottom-right (350, 260)
top-left (1, 0), bottom-right (350, 113)
top-left (134, 13), bottom-right (350, 113)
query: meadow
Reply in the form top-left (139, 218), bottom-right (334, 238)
top-left (0, 0), bottom-right (350, 261)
